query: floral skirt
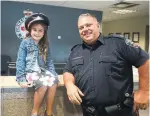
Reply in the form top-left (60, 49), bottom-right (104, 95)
top-left (26, 70), bottom-right (58, 90)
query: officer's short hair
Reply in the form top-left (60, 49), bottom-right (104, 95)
top-left (78, 13), bottom-right (98, 22)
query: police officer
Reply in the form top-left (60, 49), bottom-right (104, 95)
top-left (63, 13), bottom-right (149, 116)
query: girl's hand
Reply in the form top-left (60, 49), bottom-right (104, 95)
top-left (18, 81), bottom-right (29, 88)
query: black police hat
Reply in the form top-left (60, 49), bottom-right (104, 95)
top-left (25, 13), bottom-right (50, 31)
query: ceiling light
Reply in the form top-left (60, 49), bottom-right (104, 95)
top-left (116, 4), bottom-right (129, 8)
top-left (112, 9), bottom-right (136, 14)
top-left (111, 2), bottom-right (139, 9)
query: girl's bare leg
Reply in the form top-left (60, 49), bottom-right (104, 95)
top-left (45, 84), bottom-right (57, 115)
top-left (32, 86), bottom-right (47, 114)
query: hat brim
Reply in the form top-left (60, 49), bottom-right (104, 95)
top-left (25, 13), bottom-right (50, 31)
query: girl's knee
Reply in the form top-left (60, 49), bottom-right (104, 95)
top-left (48, 84), bottom-right (57, 90)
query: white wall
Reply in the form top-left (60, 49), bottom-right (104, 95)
top-left (102, 16), bottom-right (149, 50)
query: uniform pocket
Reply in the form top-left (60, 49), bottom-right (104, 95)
top-left (99, 56), bottom-right (117, 63)
top-left (72, 57), bottom-right (84, 67)
top-left (99, 55), bottom-right (117, 75)
top-left (71, 57), bottom-right (84, 78)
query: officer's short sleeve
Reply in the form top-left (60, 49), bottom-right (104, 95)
top-left (118, 38), bottom-right (149, 68)
top-left (63, 51), bottom-right (73, 74)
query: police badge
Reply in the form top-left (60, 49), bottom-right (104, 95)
top-left (15, 9), bottom-right (33, 40)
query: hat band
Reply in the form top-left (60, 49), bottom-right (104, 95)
top-left (27, 16), bottom-right (44, 29)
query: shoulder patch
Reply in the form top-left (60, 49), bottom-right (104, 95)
top-left (71, 44), bottom-right (81, 51)
top-left (125, 38), bottom-right (139, 48)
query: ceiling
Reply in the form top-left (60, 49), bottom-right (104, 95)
top-left (16, 0), bottom-right (149, 22)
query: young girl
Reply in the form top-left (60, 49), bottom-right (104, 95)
top-left (16, 13), bottom-right (58, 116)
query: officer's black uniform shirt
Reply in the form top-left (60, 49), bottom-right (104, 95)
top-left (63, 34), bottom-right (149, 106)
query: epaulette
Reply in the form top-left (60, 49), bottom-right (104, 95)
top-left (71, 44), bottom-right (81, 51)
top-left (107, 34), bottom-right (124, 39)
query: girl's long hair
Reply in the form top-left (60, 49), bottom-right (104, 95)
top-left (25, 22), bottom-right (49, 62)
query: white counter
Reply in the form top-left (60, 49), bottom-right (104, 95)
top-left (0, 75), bottom-right (64, 88)
top-left (0, 74), bottom-right (139, 88)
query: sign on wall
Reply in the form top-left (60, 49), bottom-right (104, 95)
top-left (15, 9), bottom-right (33, 40)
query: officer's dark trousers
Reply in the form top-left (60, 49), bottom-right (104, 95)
top-left (81, 105), bottom-right (138, 116)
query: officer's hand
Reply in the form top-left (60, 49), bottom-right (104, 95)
top-left (66, 83), bottom-right (84, 105)
top-left (134, 90), bottom-right (149, 110)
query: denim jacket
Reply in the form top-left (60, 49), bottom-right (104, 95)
top-left (16, 37), bottom-right (58, 82)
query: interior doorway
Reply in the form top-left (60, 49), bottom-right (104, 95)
top-left (145, 25), bottom-right (149, 52)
